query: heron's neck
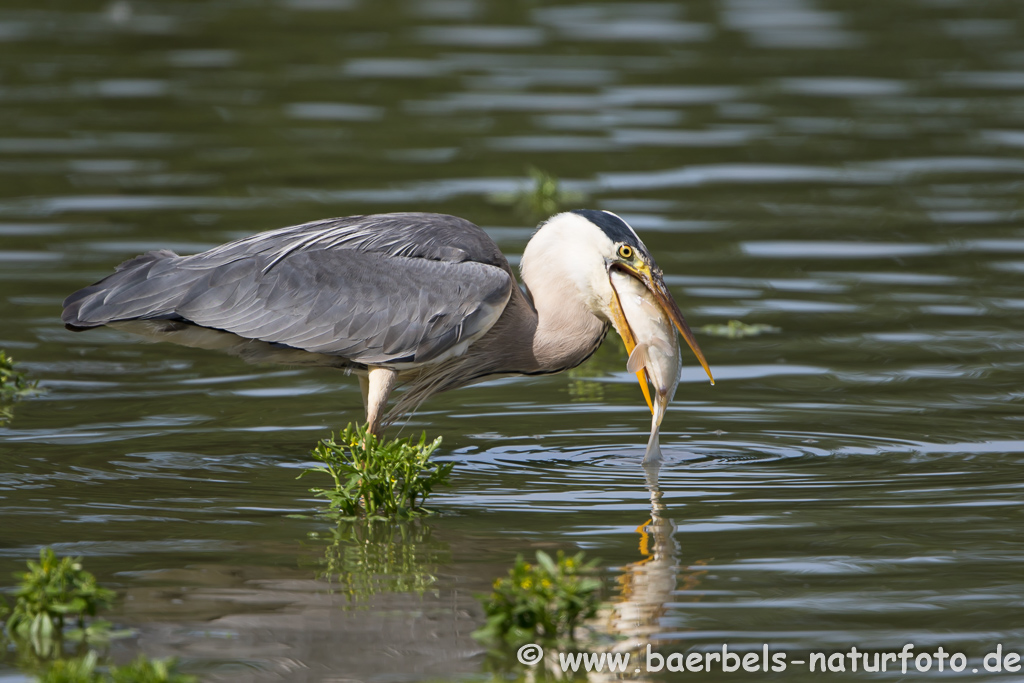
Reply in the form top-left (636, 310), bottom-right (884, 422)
top-left (520, 268), bottom-right (608, 374)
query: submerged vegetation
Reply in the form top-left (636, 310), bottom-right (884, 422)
top-left (490, 167), bottom-right (587, 221)
top-left (1, 549), bottom-right (193, 682)
top-left (310, 519), bottom-right (449, 600)
top-left (0, 351), bottom-right (39, 424)
top-left (700, 320), bottom-right (781, 339)
top-left (474, 550), bottom-right (602, 648)
top-left (300, 423), bottom-right (452, 519)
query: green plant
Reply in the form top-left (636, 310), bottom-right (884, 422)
top-left (108, 655), bottom-right (196, 683)
top-left (1, 351), bottom-right (39, 424)
top-left (518, 167), bottom-right (564, 218)
top-left (474, 550), bottom-right (601, 647)
top-left (36, 652), bottom-right (102, 683)
top-left (5, 549), bottom-right (116, 656)
top-left (1, 351), bottom-right (38, 399)
top-left (36, 653), bottom-right (195, 683)
top-left (299, 423), bottom-right (452, 518)
top-left (489, 167), bottom-right (587, 220)
top-left (0, 550), bottom-right (181, 682)
top-left (699, 319), bottom-right (781, 339)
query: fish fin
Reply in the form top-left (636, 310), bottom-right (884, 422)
top-left (626, 343), bottom-right (650, 373)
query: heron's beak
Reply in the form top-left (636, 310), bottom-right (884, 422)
top-left (614, 262), bottom-right (715, 387)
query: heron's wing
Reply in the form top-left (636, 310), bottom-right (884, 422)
top-left (181, 249), bottom-right (513, 364)
top-left (63, 214), bottom-right (515, 365)
top-left (197, 212), bottom-right (512, 273)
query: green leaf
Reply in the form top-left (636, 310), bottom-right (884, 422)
top-left (535, 550), bottom-right (557, 575)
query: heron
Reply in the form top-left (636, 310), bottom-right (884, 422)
top-left (62, 210), bottom-right (714, 435)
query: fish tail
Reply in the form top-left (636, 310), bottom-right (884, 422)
top-left (653, 391), bottom-right (669, 428)
top-left (643, 424), bottom-right (662, 464)
top-left (643, 392), bottom-right (670, 464)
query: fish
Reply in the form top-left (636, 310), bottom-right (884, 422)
top-left (610, 270), bottom-right (681, 464)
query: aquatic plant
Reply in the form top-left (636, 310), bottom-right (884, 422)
top-left (490, 167), bottom-right (587, 220)
top-left (474, 550), bottom-right (602, 647)
top-left (4, 549), bottom-right (116, 656)
top-left (107, 655), bottom-right (196, 683)
top-left (34, 652), bottom-right (102, 683)
top-left (518, 167), bottom-right (565, 218)
top-left (0, 351), bottom-right (37, 400)
top-left (699, 319), bottom-right (780, 339)
top-left (36, 652), bottom-right (195, 683)
top-left (300, 423), bottom-right (452, 518)
top-left (310, 518), bottom-right (449, 600)
top-left (0, 550), bottom-right (192, 681)
top-left (0, 350), bottom-right (39, 424)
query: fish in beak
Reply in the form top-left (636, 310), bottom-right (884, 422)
top-left (606, 262), bottom-right (713, 464)
top-left (607, 262), bottom-right (713, 410)
top-left (620, 262), bottom-right (713, 385)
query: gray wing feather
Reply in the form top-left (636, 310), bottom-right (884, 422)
top-left (62, 213), bottom-right (514, 366)
top-left (194, 212), bottom-right (509, 271)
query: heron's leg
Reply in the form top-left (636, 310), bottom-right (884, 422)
top-left (364, 366), bottom-right (397, 436)
top-left (357, 375), bottom-right (369, 412)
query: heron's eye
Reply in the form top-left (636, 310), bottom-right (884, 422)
top-left (618, 245), bottom-right (633, 260)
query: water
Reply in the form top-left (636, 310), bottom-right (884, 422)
top-left (2, 0), bottom-right (1024, 680)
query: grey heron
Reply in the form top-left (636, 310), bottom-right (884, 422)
top-left (62, 210), bottom-right (714, 434)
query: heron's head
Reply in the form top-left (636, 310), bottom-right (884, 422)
top-left (522, 210), bottom-right (714, 394)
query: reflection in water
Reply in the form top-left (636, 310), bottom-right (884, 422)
top-left (596, 463), bottom-right (708, 682)
top-left (480, 466), bottom-right (685, 681)
top-left (604, 463), bottom-right (677, 651)
top-left (310, 519), bottom-right (449, 602)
